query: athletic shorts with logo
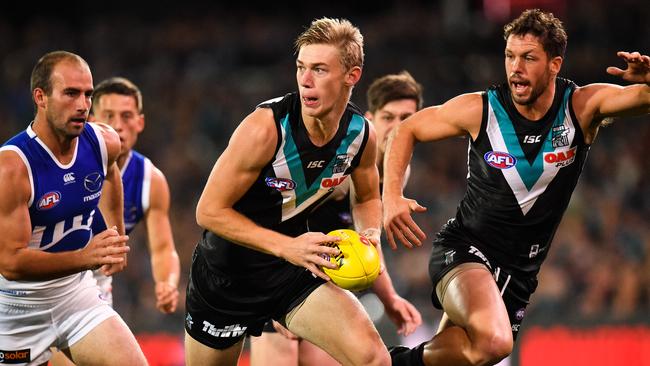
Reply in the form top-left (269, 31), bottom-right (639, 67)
top-left (428, 231), bottom-right (539, 339)
top-left (185, 246), bottom-right (325, 349)
top-left (0, 271), bottom-right (118, 365)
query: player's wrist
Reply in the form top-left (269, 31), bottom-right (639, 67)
top-left (360, 227), bottom-right (381, 239)
top-left (156, 280), bottom-right (178, 289)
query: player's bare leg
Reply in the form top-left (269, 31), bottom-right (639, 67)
top-left (185, 330), bottom-right (244, 366)
top-left (421, 263), bottom-right (512, 366)
top-left (298, 339), bottom-right (341, 366)
top-left (65, 316), bottom-right (148, 365)
top-left (286, 282), bottom-right (390, 366)
top-left (250, 332), bottom-right (298, 366)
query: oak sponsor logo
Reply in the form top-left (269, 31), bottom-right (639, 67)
top-left (0, 349), bottom-right (31, 364)
top-left (320, 175), bottom-right (347, 190)
top-left (544, 146), bottom-right (577, 168)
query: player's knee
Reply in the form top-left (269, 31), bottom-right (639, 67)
top-left (472, 327), bottom-right (513, 365)
top-left (351, 346), bottom-right (390, 366)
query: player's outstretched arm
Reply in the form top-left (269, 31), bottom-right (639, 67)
top-left (145, 166), bottom-right (181, 314)
top-left (0, 149), bottom-right (129, 281)
top-left (195, 108), bottom-right (340, 280)
top-left (606, 51), bottom-right (650, 84)
top-left (573, 51), bottom-right (650, 143)
top-left (382, 94), bottom-right (482, 250)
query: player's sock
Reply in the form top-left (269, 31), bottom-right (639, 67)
top-left (388, 342), bottom-right (425, 366)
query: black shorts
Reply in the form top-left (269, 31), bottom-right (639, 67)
top-left (185, 246), bottom-right (325, 349)
top-left (428, 237), bottom-right (538, 340)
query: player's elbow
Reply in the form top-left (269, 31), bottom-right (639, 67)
top-left (0, 261), bottom-right (22, 281)
top-left (195, 206), bottom-right (226, 232)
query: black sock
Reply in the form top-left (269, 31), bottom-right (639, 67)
top-left (389, 342), bottom-right (425, 366)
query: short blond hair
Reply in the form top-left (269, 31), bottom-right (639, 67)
top-left (294, 17), bottom-right (364, 71)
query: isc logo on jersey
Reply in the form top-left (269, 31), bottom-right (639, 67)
top-left (544, 146), bottom-right (577, 168)
top-left (37, 191), bottom-right (62, 210)
top-left (484, 151), bottom-right (517, 169)
top-left (321, 175), bottom-right (347, 190)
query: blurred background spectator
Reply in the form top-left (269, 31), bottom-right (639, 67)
top-left (1, 0), bottom-right (648, 364)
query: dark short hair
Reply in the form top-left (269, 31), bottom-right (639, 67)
top-left (503, 9), bottom-right (567, 58)
top-left (30, 51), bottom-right (88, 101)
top-left (366, 71), bottom-right (423, 114)
top-left (92, 77), bottom-right (143, 113)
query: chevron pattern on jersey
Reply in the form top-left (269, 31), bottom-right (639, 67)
top-left (274, 114), bottom-right (366, 221)
top-left (486, 88), bottom-right (575, 215)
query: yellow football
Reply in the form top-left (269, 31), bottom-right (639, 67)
top-left (322, 229), bottom-right (381, 291)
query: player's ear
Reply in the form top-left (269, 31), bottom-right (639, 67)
top-left (33, 88), bottom-right (47, 109)
top-left (136, 113), bottom-right (145, 133)
top-left (549, 56), bottom-right (563, 76)
top-left (364, 111), bottom-right (374, 122)
top-left (345, 66), bottom-right (362, 87)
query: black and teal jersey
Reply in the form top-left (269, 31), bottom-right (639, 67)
top-left (439, 78), bottom-right (590, 275)
top-left (199, 92), bottom-right (369, 275)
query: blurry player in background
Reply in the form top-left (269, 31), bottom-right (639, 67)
top-left (0, 50), bottom-right (146, 366)
top-left (383, 9), bottom-right (650, 366)
top-left (249, 71), bottom-right (424, 366)
top-left (89, 77), bottom-right (180, 313)
top-left (185, 18), bottom-right (392, 366)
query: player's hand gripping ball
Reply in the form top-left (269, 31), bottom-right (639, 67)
top-left (322, 229), bottom-right (380, 291)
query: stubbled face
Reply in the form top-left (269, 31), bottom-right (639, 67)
top-left (505, 34), bottom-right (555, 106)
top-left (42, 61), bottom-right (93, 138)
top-left (296, 44), bottom-right (353, 120)
top-left (92, 93), bottom-right (143, 154)
top-left (366, 98), bottom-right (418, 154)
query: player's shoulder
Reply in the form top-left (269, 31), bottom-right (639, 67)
top-left (240, 105), bottom-right (277, 137)
top-left (439, 92), bottom-right (483, 118)
top-left (0, 145), bottom-right (30, 184)
top-left (87, 121), bottom-right (120, 147)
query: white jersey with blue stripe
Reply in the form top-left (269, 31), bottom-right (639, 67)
top-left (0, 123), bottom-right (107, 299)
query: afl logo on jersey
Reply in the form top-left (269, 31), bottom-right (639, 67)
top-left (84, 172), bottom-right (103, 192)
top-left (484, 151), bottom-right (517, 169)
top-left (38, 191), bottom-right (62, 210)
top-left (265, 177), bottom-right (296, 192)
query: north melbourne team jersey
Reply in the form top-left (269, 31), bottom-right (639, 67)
top-left (441, 78), bottom-right (590, 275)
top-left (91, 149), bottom-right (152, 235)
top-left (0, 123), bottom-right (108, 297)
top-left (199, 92), bottom-right (369, 274)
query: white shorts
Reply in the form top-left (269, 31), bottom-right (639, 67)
top-left (0, 273), bottom-right (118, 365)
top-left (92, 269), bottom-right (114, 306)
